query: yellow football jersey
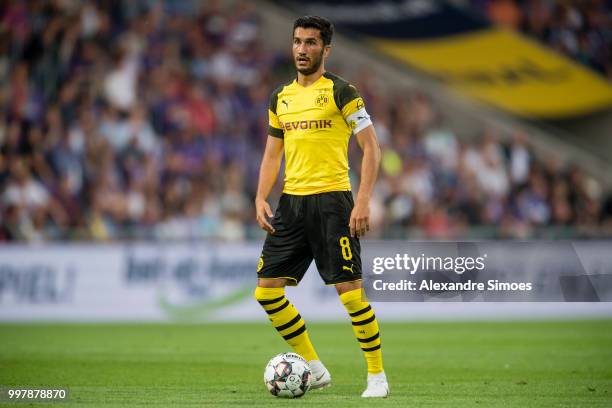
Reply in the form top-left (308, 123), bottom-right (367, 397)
top-left (268, 72), bottom-right (367, 195)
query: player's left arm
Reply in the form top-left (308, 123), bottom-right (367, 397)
top-left (351, 124), bottom-right (381, 238)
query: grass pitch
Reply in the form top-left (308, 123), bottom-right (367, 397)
top-left (1, 320), bottom-right (611, 407)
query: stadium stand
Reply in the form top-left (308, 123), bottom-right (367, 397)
top-left (0, 0), bottom-right (610, 242)
top-left (468, 0), bottom-right (612, 79)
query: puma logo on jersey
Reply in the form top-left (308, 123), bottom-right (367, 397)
top-left (281, 99), bottom-right (290, 109)
top-left (343, 264), bottom-right (355, 273)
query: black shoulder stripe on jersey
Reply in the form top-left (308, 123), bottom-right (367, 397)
top-left (269, 86), bottom-right (281, 114)
top-left (324, 71), bottom-right (360, 110)
top-left (269, 79), bottom-right (293, 114)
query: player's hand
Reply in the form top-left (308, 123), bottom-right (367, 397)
top-left (349, 199), bottom-right (370, 238)
top-left (255, 198), bottom-right (275, 234)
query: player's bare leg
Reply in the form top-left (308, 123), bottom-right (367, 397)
top-left (336, 281), bottom-right (389, 398)
top-left (254, 278), bottom-right (331, 390)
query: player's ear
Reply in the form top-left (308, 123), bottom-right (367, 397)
top-left (323, 45), bottom-right (331, 58)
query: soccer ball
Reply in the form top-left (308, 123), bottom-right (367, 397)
top-left (263, 352), bottom-right (312, 398)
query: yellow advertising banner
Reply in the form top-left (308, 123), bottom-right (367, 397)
top-left (372, 28), bottom-right (612, 118)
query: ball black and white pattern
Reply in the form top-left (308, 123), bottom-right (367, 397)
top-left (263, 352), bottom-right (312, 398)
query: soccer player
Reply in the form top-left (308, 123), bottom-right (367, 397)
top-left (253, 16), bottom-right (388, 398)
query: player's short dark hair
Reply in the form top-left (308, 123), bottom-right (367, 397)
top-left (293, 16), bottom-right (334, 46)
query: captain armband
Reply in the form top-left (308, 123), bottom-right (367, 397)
top-left (346, 107), bottom-right (373, 135)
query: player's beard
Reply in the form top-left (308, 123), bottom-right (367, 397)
top-left (295, 48), bottom-right (324, 76)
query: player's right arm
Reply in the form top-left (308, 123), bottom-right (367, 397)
top-left (255, 135), bottom-right (284, 234)
top-left (256, 86), bottom-right (285, 233)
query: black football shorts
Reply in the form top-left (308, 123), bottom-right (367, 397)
top-left (257, 191), bottom-right (362, 285)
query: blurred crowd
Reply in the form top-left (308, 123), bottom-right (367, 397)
top-left (470, 0), bottom-right (612, 79)
top-left (354, 86), bottom-right (611, 239)
top-left (0, 0), bottom-right (611, 242)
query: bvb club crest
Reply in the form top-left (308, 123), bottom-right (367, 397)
top-left (315, 93), bottom-right (329, 108)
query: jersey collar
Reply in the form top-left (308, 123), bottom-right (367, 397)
top-left (294, 72), bottom-right (326, 89)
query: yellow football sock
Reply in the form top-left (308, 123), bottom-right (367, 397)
top-left (340, 288), bottom-right (383, 374)
top-left (254, 286), bottom-right (319, 361)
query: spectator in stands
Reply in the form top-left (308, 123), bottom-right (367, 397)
top-left (0, 0), bottom-right (609, 242)
top-left (477, 0), bottom-right (612, 78)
